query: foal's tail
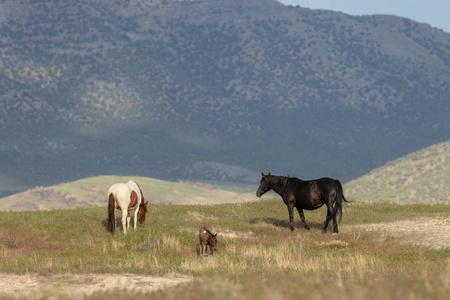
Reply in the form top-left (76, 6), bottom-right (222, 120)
top-left (108, 193), bottom-right (116, 234)
top-left (334, 180), bottom-right (350, 223)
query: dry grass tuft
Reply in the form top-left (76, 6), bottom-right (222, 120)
top-left (314, 240), bottom-right (349, 248)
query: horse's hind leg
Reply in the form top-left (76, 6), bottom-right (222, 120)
top-left (332, 213), bottom-right (339, 233)
top-left (296, 207), bottom-right (310, 230)
top-left (322, 205), bottom-right (333, 233)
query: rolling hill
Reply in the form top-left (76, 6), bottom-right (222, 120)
top-left (345, 140), bottom-right (450, 203)
top-left (1, 0), bottom-right (450, 197)
top-left (0, 176), bottom-right (257, 211)
top-left (1, 140), bottom-right (449, 211)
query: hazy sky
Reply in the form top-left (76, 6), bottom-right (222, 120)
top-left (278, 0), bottom-right (450, 33)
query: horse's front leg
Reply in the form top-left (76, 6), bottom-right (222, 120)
top-left (122, 210), bottom-right (128, 235)
top-left (133, 208), bottom-right (139, 230)
top-left (286, 201), bottom-right (295, 231)
top-left (296, 207), bottom-right (310, 230)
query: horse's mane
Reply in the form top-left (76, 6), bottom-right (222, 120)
top-left (140, 199), bottom-right (148, 212)
top-left (136, 183), bottom-right (144, 201)
top-left (268, 174), bottom-right (295, 179)
top-left (266, 174), bottom-right (295, 192)
top-left (128, 180), bottom-right (145, 202)
top-left (268, 174), bottom-right (295, 182)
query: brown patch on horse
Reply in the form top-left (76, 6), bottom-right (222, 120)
top-left (129, 190), bottom-right (138, 208)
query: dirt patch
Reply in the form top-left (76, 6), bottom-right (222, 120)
top-left (0, 230), bottom-right (62, 256)
top-left (0, 273), bottom-right (192, 299)
top-left (360, 217), bottom-right (450, 249)
top-left (8, 202), bottom-right (40, 211)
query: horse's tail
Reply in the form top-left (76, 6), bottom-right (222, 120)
top-left (333, 180), bottom-right (350, 223)
top-left (108, 193), bottom-right (116, 234)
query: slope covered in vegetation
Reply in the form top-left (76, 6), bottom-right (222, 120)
top-left (0, 176), bottom-right (256, 211)
top-left (344, 141), bottom-right (450, 203)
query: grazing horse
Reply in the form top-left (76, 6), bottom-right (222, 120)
top-left (256, 172), bottom-right (349, 233)
top-left (199, 226), bottom-right (217, 257)
top-left (107, 180), bottom-right (148, 235)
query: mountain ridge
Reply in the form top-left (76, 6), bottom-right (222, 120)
top-left (1, 0), bottom-right (449, 197)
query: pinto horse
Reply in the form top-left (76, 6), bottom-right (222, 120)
top-left (107, 180), bottom-right (148, 235)
top-left (256, 172), bottom-right (349, 233)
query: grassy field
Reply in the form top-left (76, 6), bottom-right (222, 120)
top-left (0, 200), bottom-right (449, 299)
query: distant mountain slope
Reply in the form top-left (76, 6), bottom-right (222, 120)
top-left (1, 0), bottom-right (450, 197)
top-left (0, 176), bottom-right (257, 211)
top-left (344, 141), bottom-right (450, 203)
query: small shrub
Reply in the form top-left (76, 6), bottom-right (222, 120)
top-left (6, 237), bottom-right (17, 249)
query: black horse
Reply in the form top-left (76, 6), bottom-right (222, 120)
top-left (256, 172), bottom-right (349, 233)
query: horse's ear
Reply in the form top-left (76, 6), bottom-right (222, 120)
top-left (145, 201), bottom-right (148, 206)
top-left (213, 233), bottom-right (217, 238)
top-left (268, 172), bottom-right (271, 176)
top-left (261, 172), bottom-right (266, 177)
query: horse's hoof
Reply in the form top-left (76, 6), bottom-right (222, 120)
top-left (290, 227), bottom-right (294, 231)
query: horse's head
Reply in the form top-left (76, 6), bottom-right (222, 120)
top-left (256, 172), bottom-right (272, 197)
top-left (207, 232), bottom-right (218, 251)
top-left (137, 201), bottom-right (149, 224)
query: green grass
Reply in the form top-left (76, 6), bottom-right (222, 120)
top-left (0, 200), bottom-right (449, 299)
